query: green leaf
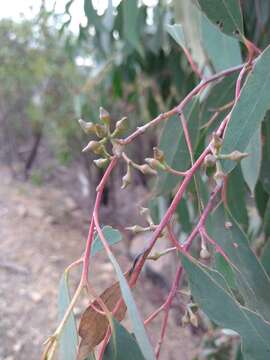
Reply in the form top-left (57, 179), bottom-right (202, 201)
top-left (103, 318), bottom-right (145, 360)
top-left (84, 0), bottom-right (104, 32)
top-left (226, 165), bottom-right (248, 229)
top-left (255, 181), bottom-right (269, 219)
top-left (91, 226), bottom-right (122, 257)
top-left (123, 0), bottom-right (142, 54)
top-left (206, 206), bottom-right (270, 322)
top-left (260, 116), bottom-right (270, 194)
top-left (166, 24), bottom-right (187, 50)
top-left (196, 0), bottom-right (244, 38)
top-left (261, 241), bottom-right (270, 277)
top-left (201, 15), bottom-right (242, 72)
top-left (263, 198), bottom-right (270, 238)
top-left (100, 230), bottom-right (155, 360)
top-left (182, 253), bottom-right (270, 360)
top-left (222, 45), bottom-right (270, 174)
top-left (214, 253), bottom-right (236, 289)
top-left (156, 98), bottom-right (200, 194)
top-left (241, 126), bottom-right (262, 195)
top-left (58, 271), bottom-right (78, 360)
top-left (173, 0), bottom-right (205, 70)
top-left (176, 197), bottom-right (192, 234)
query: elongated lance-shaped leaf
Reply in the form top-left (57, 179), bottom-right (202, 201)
top-left (222, 45), bottom-right (270, 174)
top-left (196, 0), bottom-right (244, 38)
top-left (58, 271), bottom-right (79, 360)
top-left (99, 229), bottom-right (155, 360)
top-left (206, 206), bottom-right (270, 322)
top-left (123, 0), bottom-right (143, 55)
top-left (103, 318), bottom-right (145, 360)
top-left (182, 254), bottom-right (270, 360)
top-left (241, 126), bottom-right (262, 195)
top-left (166, 24), bottom-right (187, 50)
top-left (58, 226), bottom-right (122, 360)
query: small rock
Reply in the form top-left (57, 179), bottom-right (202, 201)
top-left (29, 291), bottom-right (42, 303)
top-left (45, 215), bottom-right (58, 225)
top-left (16, 204), bottom-right (28, 218)
top-left (13, 341), bottom-right (23, 352)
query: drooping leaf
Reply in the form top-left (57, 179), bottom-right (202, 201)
top-left (222, 45), bottom-right (270, 173)
top-left (241, 126), bottom-right (262, 195)
top-left (84, 0), bottom-right (104, 32)
top-left (103, 318), bottom-right (145, 360)
top-left (263, 198), bottom-right (270, 238)
top-left (166, 24), bottom-right (187, 50)
top-left (201, 15), bottom-right (242, 72)
top-left (255, 181), bottom-right (269, 219)
top-left (206, 206), bottom-right (270, 321)
top-left (182, 253), bottom-right (270, 360)
top-left (77, 279), bottom-right (128, 360)
top-left (58, 271), bottom-right (79, 360)
top-left (261, 241), bottom-right (270, 277)
top-left (226, 165), bottom-right (248, 229)
top-left (107, 257), bottom-right (154, 359)
top-left (99, 231), bottom-right (155, 360)
top-left (260, 116), bottom-right (270, 194)
top-left (157, 97), bottom-right (200, 194)
top-left (123, 0), bottom-right (142, 54)
top-left (214, 252), bottom-right (236, 290)
top-left (173, 0), bottom-right (206, 71)
top-left (196, 0), bottom-right (244, 38)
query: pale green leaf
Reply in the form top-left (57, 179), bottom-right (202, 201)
top-left (103, 318), bottom-right (145, 360)
top-left (241, 126), bottom-right (262, 195)
top-left (166, 24), bottom-right (187, 50)
top-left (100, 229), bottom-right (155, 360)
top-left (196, 0), bottom-right (244, 38)
top-left (58, 272), bottom-right (78, 360)
top-left (206, 206), bottom-right (270, 322)
top-left (222, 45), bottom-right (270, 173)
top-left (182, 254), bottom-right (270, 360)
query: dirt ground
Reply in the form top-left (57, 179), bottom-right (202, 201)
top-left (0, 166), bottom-right (198, 360)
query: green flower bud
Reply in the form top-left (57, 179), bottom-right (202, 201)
top-left (93, 158), bottom-right (109, 168)
top-left (189, 312), bottom-right (198, 327)
top-left (82, 140), bottom-right (101, 153)
top-left (136, 164), bottom-right (157, 176)
top-left (145, 158), bottom-right (166, 171)
top-left (121, 164), bottom-right (132, 189)
top-left (112, 117), bottom-right (128, 137)
top-left (78, 119), bottom-right (96, 135)
top-left (99, 107), bottom-right (110, 125)
top-left (153, 147), bottom-right (165, 162)
top-left (227, 150), bottom-right (249, 162)
top-left (95, 124), bottom-right (107, 138)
